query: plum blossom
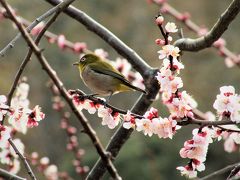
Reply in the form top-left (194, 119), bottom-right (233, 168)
top-left (225, 57), bottom-right (235, 68)
top-left (0, 95), bottom-right (9, 121)
top-left (176, 165), bottom-right (197, 179)
top-left (72, 94), bottom-right (99, 114)
top-left (94, 48), bottom-right (108, 59)
top-left (178, 128), bottom-right (212, 178)
top-left (73, 42), bottom-right (87, 53)
top-left (123, 111), bottom-right (136, 129)
top-left (136, 118), bottom-right (153, 137)
top-left (0, 138), bottom-right (24, 174)
top-left (57, 35), bottom-right (66, 49)
top-left (44, 164), bottom-right (59, 180)
top-left (0, 125), bottom-right (12, 148)
top-left (213, 86), bottom-right (240, 122)
top-left (167, 91), bottom-right (197, 118)
top-left (155, 15), bottom-right (164, 25)
top-left (151, 117), bottom-right (177, 139)
top-left (158, 45), bottom-right (180, 59)
top-left (98, 106), bottom-right (120, 129)
top-left (31, 22), bottom-right (45, 36)
top-left (27, 105), bottom-right (45, 128)
top-left (165, 22), bottom-right (178, 33)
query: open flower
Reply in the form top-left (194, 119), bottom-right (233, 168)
top-left (98, 106), bottom-right (120, 129)
top-left (165, 22), bottom-right (178, 33)
top-left (158, 45), bottom-right (180, 59)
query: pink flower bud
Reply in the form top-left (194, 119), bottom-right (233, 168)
top-left (58, 35), bottom-right (66, 49)
top-left (155, 38), bottom-right (165, 45)
top-left (155, 16), bottom-right (164, 25)
top-left (73, 42), bottom-right (87, 53)
top-left (67, 126), bottom-right (77, 135)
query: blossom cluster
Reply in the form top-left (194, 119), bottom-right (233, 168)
top-left (213, 86), bottom-right (240, 123)
top-left (155, 17), bottom-right (197, 120)
top-left (71, 90), bottom-right (178, 139)
top-left (177, 127), bottom-right (213, 178)
top-left (0, 81), bottom-right (45, 174)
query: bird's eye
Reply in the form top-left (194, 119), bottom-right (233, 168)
top-left (80, 57), bottom-right (86, 62)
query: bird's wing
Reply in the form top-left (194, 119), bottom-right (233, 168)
top-left (89, 61), bottom-right (127, 82)
top-left (89, 62), bottom-right (146, 94)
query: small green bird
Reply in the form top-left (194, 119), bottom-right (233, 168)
top-left (73, 53), bottom-right (146, 102)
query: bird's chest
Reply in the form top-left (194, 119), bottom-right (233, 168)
top-left (81, 67), bottom-right (119, 95)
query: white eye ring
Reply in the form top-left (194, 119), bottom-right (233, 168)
top-left (80, 57), bottom-right (86, 62)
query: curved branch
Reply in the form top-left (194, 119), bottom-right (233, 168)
top-left (0, 168), bottom-right (26, 180)
top-left (44, 0), bottom-right (151, 77)
top-left (174, 0), bottom-right (240, 51)
top-left (0, 1), bottom-right (121, 179)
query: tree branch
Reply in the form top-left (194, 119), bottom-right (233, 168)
top-left (44, 0), bottom-right (152, 77)
top-left (0, 168), bottom-right (26, 180)
top-left (2, 0), bottom-right (75, 126)
top-left (8, 138), bottom-right (36, 180)
top-left (173, 0), bottom-right (240, 51)
top-left (0, 1), bottom-right (121, 179)
top-left (199, 162), bottom-right (240, 180)
top-left (0, 0), bottom-right (76, 57)
top-left (152, 2), bottom-right (240, 66)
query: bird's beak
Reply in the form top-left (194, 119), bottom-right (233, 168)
top-left (72, 62), bottom-right (79, 66)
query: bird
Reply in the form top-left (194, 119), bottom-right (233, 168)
top-left (73, 53), bottom-right (146, 103)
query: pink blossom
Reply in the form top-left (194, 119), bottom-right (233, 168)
top-left (213, 38), bottom-right (226, 48)
top-left (98, 106), bottom-right (120, 129)
top-left (136, 118), bottom-right (153, 136)
top-left (0, 95), bottom-right (9, 121)
top-left (158, 45), bottom-right (180, 59)
top-left (224, 137), bottom-right (237, 153)
top-left (151, 117), bottom-right (177, 139)
top-left (176, 165), bottom-right (197, 178)
top-left (155, 38), bottom-right (165, 45)
top-left (165, 22), bottom-right (178, 33)
top-left (31, 22), bottom-right (45, 36)
top-left (9, 159), bottom-right (20, 174)
top-left (155, 16), bottom-right (164, 25)
top-left (132, 72), bottom-right (145, 91)
top-left (0, 125), bottom-right (11, 148)
top-left (44, 164), bottom-right (58, 180)
top-left (57, 35), bottom-right (66, 49)
top-left (213, 86), bottom-right (240, 122)
top-left (73, 42), bottom-right (87, 53)
top-left (8, 107), bottom-right (28, 134)
top-left (94, 49), bottom-right (108, 59)
top-left (144, 107), bottom-right (158, 120)
top-left (225, 57), bottom-right (235, 68)
top-left (123, 111), bottom-right (136, 129)
top-left (111, 58), bottom-right (132, 77)
top-left (27, 105), bottom-right (45, 128)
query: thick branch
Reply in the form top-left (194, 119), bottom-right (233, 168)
top-left (174, 0), bottom-right (240, 51)
top-left (0, 168), bottom-right (26, 180)
top-left (0, 1), bottom-right (121, 179)
top-left (8, 138), bottom-right (36, 180)
top-left (44, 0), bottom-right (151, 77)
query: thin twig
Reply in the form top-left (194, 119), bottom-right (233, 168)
top-left (153, 2), bottom-right (240, 65)
top-left (0, 1), bottom-right (121, 179)
top-left (227, 164), bottom-right (240, 179)
top-left (8, 138), bottom-right (36, 180)
top-left (173, 0), bottom-right (240, 52)
top-left (0, 0), bottom-right (76, 57)
top-left (0, 168), bottom-right (26, 180)
top-left (44, 0), bottom-right (152, 77)
top-left (199, 162), bottom-right (240, 180)
top-left (69, 89), bottom-right (144, 119)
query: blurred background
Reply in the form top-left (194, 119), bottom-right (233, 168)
top-left (0, 0), bottom-right (240, 179)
